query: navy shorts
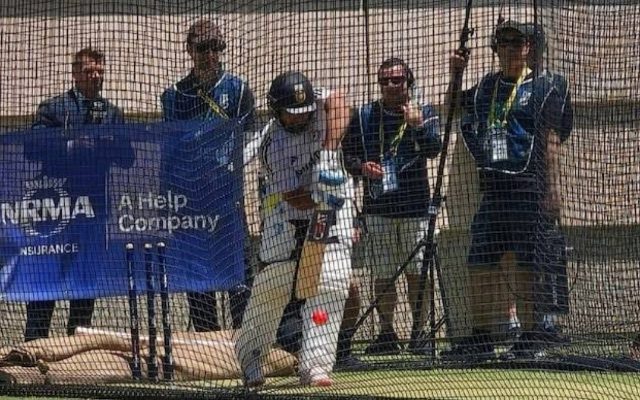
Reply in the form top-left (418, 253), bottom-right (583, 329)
top-left (468, 193), bottom-right (544, 269)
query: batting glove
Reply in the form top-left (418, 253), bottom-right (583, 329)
top-left (311, 189), bottom-right (345, 209)
top-left (313, 149), bottom-right (347, 187)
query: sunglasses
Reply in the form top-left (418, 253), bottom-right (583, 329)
top-left (496, 36), bottom-right (526, 48)
top-left (193, 40), bottom-right (224, 54)
top-left (379, 77), bottom-right (407, 86)
top-left (79, 66), bottom-right (105, 76)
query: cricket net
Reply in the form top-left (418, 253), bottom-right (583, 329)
top-left (0, 1), bottom-right (639, 399)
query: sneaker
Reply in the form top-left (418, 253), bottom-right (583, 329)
top-left (364, 331), bottom-right (402, 356)
top-left (240, 349), bottom-right (265, 388)
top-left (406, 330), bottom-right (434, 356)
top-left (440, 333), bottom-right (495, 362)
top-left (334, 354), bottom-right (368, 371)
top-left (508, 321), bottom-right (522, 341)
top-left (535, 324), bottom-right (570, 345)
top-left (500, 333), bottom-right (547, 361)
top-left (630, 334), bottom-right (640, 360)
top-left (300, 367), bottom-right (333, 387)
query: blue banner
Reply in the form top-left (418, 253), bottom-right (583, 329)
top-left (0, 119), bottom-right (245, 301)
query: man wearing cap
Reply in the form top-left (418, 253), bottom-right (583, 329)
top-left (235, 71), bottom-right (355, 387)
top-left (342, 57), bottom-right (441, 356)
top-left (161, 19), bottom-right (255, 332)
top-left (510, 22), bottom-right (574, 347)
top-left (444, 20), bottom-right (572, 360)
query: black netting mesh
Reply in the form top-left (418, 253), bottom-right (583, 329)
top-left (0, 1), bottom-right (639, 399)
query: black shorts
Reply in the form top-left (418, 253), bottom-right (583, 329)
top-left (467, 193), bottom-right (563, 271)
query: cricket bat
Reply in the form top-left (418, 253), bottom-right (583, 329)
top-left (295, 204), bottom-right (337, 299)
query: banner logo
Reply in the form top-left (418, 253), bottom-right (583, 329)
top-left (220, 93), bottom-right (229, 109)
top-left (1, 176), bottom-right (95, 238)
top-left (117, 191), bottom-right (220, 234)
top-left (294, 83), bottom-right (306, 104)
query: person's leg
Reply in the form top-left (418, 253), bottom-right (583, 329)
top-left (187, 291), bottom-right (219, 332)
top-left (364, 215), bottom-right (401, 355)
top-left (235, 260), bottom-right (297, 387)
top-left (25, 300), bottom-right (55, 342)
top-left (373, 277), bottom-right (398, 332)
top-left (338, 282), bottom-right (361, 342)
top-left (299, 242), bottom-right (351, 386)
top-left (502, 220), bottom-right (522, 340)
top-left (335, 281), bottom-right (366, 369)
top-left (502, 213), bottom-right (569, 359)
top-left (502, 267), bottom-right (544, 359)
top-left (630, 335), bottom-right (640, 360)
top-left (441, 266), bottom-right (499, 361)
top-left (514, 267), bottom-right (536, 333)
top-left (67, 298), bottom-right (95, 336)
top-left (470, 264), bottom-right (510, 335)
top-left (506, 300), bottom-right (521, 339)
top-left (232, 235), bottom-right (261, 329)
top-left (500, 251), bottom-right (521, 339)
top-left (445, 201), bottom-right (506, 358)
top-left (401, 217), bottom-right (433, 354)
top-left (533, 222), bottom-right (570, 338)
top-left (467, 266), bottom-right (509, 355)
top-left (229, 284), bottom-right (251, 329)
top-left (406, 272), bottom-right (431, 352)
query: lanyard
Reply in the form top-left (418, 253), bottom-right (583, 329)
top-left (488, 68), bottom-right (530, 128)
top-left (378, 101), bottom-right (407, 159)
top-left (197, 88), bottom-right (229, 120)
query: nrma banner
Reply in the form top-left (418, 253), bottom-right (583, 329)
top-left (0, 120), bottom-right (245, 301)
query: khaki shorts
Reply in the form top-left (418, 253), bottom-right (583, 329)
top-left (364, 215), bottom-right (427, 279)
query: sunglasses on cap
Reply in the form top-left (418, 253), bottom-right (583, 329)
top-left (496, 36), bottom-right (526, 48)
top-left (379, 76), bottom-right (407, 86)
top-left (193, 39), bottom-right (224, 54)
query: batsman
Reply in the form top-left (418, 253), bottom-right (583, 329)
top-left (235, 71), bottom-right (354, 387)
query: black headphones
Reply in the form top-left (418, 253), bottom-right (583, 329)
top-left (490, 34), bottom-right (498, 53)
top-left (405, 65), bottom-right (415, 88)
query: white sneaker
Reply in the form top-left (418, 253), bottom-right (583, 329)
top-left (299, 367), bottom-right (333, 387)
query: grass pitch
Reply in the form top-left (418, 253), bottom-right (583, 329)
top-left (1, 367), bottom-right (639, 399)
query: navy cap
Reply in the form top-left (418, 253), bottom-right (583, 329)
top-left (495, 20), bottom-right (528, 37)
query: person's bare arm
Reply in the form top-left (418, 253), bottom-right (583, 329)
top-left (544, 129), bottom-right (562, 221)
top-left (324, 89), bottom-right (350, 150)
top-left (445, 49), bottom-right (469, 114)
top-left (282, 187), bottom-right (316, 210)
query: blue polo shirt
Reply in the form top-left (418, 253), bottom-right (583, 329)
top-left (460, 71), bottom-right (570, 196)
top-left (343, 100), bottom-right (441, 218)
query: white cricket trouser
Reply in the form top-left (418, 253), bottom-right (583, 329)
top-left (235, 241), bottom-right (351, 376)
